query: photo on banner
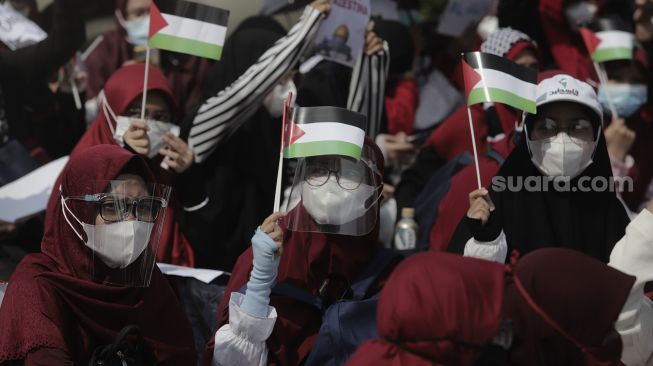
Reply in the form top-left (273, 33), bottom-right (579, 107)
top-left (0, 3), bottom-right (46, 50)
top-left (314, 0), bottom-right (371, 68)
top-left (437, 0), bottom-right (495, 37)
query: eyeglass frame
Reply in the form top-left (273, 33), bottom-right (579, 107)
top-left (65, 193), bottom-right (168, 223)
top-left (528, 117), bottom-right (598, 142)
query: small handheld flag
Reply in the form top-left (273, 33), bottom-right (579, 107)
top-left (580, 28), bottom-right (634, 63)
top-left (282, 107), bottom-right (367, 161)
top-left (579, 25), bottom-right (635, 118)
top-left (148, 1), bottom-right (230, 61)
top-left (461, 52), bottom-right (537, 189)
top-left (462, 52), bottom-right (538, 114)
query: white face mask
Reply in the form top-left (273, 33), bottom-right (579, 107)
top-left (527, 132), bottom-right (597, 178)
top-left (564, 2), bottom-right (597, 30)
top-left (263, 80), bottom-right (297, 118)
top-left (103, 99), bottom-right (179, 158)
top-left (116, 10), bottom-right (150, 46)
top-left (301, 176), bottom-right (376, 225)
top-left (61, 196), bottom-right (153, 269)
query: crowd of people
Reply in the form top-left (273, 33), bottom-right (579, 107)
top-left (0, 0), bottom-right (653, 364)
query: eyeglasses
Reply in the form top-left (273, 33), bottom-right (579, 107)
top-left (98, 195), bottom-right (167, 223)
top-left (69, 194), bottom-right (168, 223)
top-left (125, 107), bottom-right (172, 123)
top-left (530, 117), bottom-right (596, 141)
top-left (305, 166), bottom-right (365, 190)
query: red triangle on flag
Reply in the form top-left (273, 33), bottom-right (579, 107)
top-left (461, 59), bottom-right (482, 100)
top-left (283, 117), bottom-right (305, 148)
top-left (580, 28), bottom-right (601, 55)
top-left (148, 3), bottom-right (168, 39)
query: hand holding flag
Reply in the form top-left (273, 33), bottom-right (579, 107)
top-left (461, 52), bottom-right (537, 189)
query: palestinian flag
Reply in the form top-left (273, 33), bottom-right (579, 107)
top-left (462, 52), bottom-right (538, 113)
top-left (148, 1), bottom-right (229, 60)
top-left (283, 106), bottom-right (367, 160)
top-left (580, 28), bottom-right (634, 63)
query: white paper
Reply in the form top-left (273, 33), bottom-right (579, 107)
top-left (314, 0), bottom-right (371, 68)
top-left (0, 156), bottom-right (68, 223)
top-left (437, 0), bottom-right (494, 37)
top-left (157, 263), bottom-right (226, 284)
top-left (0, 4), bottom-right (47, 50)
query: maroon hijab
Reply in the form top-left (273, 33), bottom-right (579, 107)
top-left (506, 248), bottom-right (635, 366)
top-left (206, 139), bottom-right (389, 366)
top-left (347, 251), bottom-right (507, 366)
top-left (84, 0), bottom-right (213, 117)
top-left (0, 145), bottom-right (196, 364)
top-left (47, 63), bottom-right (195, 266)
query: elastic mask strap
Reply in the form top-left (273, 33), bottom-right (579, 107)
top-left (365, 184), bottom-right (385, 210)
top-left (59, 185), bottom-right (86, 242)
top-left (512, 273), bottom-right (593, 357)
top-left (101, 96), bottom-right (118, 136)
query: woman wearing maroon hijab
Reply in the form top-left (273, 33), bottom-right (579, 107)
top-left (47, 63), bottom-right (195, 266)
top-left (0, 145), bottom-right (196, 364)
top-left (346, 251), bottom-right (508, 366)
top-left (206, 136), bottom-right (395, 365)
top-left (84, 0), bottom-right (212, 118)
top-left (506, 248), bottom-right (634, 365)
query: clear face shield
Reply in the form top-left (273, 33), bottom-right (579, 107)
top-left (61, 178), bottom-right (171, 287)
top-left (285, 143), bottom-right (383, 236)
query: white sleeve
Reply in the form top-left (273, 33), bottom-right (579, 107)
top-left (608, 209), bottom-right (653, 366)
top-left (189, 6), bottom-right (323, 163)
top-left (212, 292), bottom-right (277, 366)
top-left (347, 42), bottom-right (390, 138)
top-left (463, 231), bottom-right (508, 264)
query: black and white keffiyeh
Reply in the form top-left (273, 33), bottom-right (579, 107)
top-left (480, 27), bottom-right (535, 58)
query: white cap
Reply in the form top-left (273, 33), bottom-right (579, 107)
top-left (534, 74), bottom-right (603, 124)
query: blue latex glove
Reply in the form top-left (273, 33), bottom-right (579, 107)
top-left (240, 227), bottom-right (281, 317)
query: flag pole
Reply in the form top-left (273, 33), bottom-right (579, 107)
top-left (273, 92), bottom-right (292, 213)
top-left (140, 45), bottom-right (151, 120)
top-left (466, 105), bottom-right (483, 190)
top-left (593, 61), bottom-right (618, 119)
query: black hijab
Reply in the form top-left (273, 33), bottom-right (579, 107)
top-left (450, 126), bottom-right (630, 263)
top-left (182, 17), bottom-right (287, 270)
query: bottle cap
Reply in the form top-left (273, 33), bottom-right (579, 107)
top-left (401, 208), bottom-right (415, 219)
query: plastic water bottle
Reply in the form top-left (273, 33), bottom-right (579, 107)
top-left (394, 208), bottom-right (418, 250)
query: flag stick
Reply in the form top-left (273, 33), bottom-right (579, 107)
top-left (273, 92), bottom-right (292, 213)
top-left (80, 35), bottom-right (104, 62)
top-left (140, 45), bottom-right (151, 120)
top-left (593, 61), bottom-right (618, 119)
top-left (466, 106), bottom-right (483, 190)
top-left (70, 79), bottom-right (82, 110)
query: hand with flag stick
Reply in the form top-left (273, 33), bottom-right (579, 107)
top-left (461, 51), bottom-right (537, 224)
